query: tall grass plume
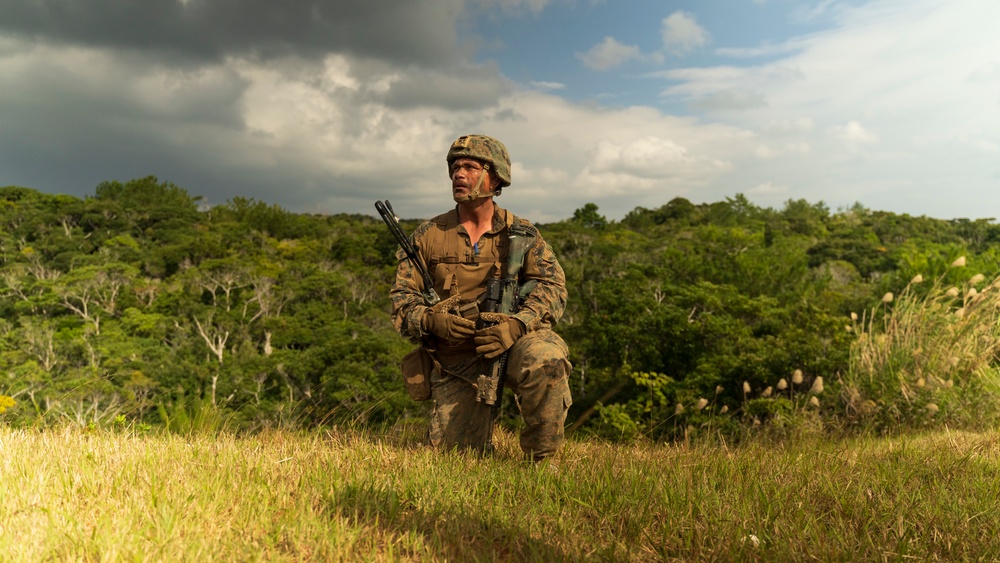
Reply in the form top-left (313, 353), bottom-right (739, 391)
top-left (842, 271), bottom-right (1000, 431)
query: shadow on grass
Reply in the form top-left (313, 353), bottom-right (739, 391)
top-left (330, 483), bottom-right (570, 561)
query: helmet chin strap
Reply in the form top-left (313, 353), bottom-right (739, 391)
top-left (456, 163), bottom-right (493, 203)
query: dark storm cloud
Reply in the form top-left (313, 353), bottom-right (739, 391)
top-left (0, 54), bottom-right (250, 200)
top-left (380, 64), bottom-right (511, 110)
top-left (0, 0), bottom-right (465, 66)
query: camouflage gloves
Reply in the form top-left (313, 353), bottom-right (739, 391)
top-left (475, 312), bottom-right (527, 359)
top-left (422, 294), bottom-right (476, 342)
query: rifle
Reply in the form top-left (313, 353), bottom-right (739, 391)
top-left (477, 223), bottom-right (538, 453)
top-left (374, 200), bottom-right (440, 306)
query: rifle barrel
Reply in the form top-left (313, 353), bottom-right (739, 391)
top-left (375, 200), bottom-right (439, 305)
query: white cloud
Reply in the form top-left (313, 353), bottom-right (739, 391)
top-left (968, 61), bottom-right (1000, 84)
top-left (590, 137), bottom-right (692, 176)
top-left (787, 142), bottom-right (812, 154)
top-left (462, 94), bottom-right (750, 221)
top-left (748, 181), bottom-right (788, 195)
top-left (692, 89), bottom-right (767, 111)
top-left (763, 117), bottom-right (815, 135)
top-left (661, 11), bottom-right (709, 55)
top-left (792, 0), bottom-right (841, 22)
top-left (650, 0), bottom-right (1000, 217)
top-left (754, 142), bottom-right (811, 159)
top-left (715, 42), bottom-right (805, 59)
top-left (573, 10), bottom-right (710, 73)
top-left (530, 80), bottom-right (566, 91)
top-left (834, 121), bottom-right (878, 144)
top-left (577, 37), bottom-right (643, 70)
top-left (652, 65), bottom-right (802, 117)
top-left (754, 145), bottom-right (775, 159)
top-left (977, 140), bottom-right (1000, 154)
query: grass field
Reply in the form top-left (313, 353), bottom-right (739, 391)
top-left (3, 424), bottom-right (1000, 561)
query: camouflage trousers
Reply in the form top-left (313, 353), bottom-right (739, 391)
top-left (428, 329), bottom-right (572, 460)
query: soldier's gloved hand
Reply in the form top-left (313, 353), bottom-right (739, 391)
top-left (475, 312), bottom-right (526, 359)
top-left (422, 294), bottom-right (476, 341)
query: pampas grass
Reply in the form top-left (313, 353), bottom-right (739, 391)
top-left (841, 270), bottom-right (1000, 431)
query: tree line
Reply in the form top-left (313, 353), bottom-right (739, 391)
top-left (1, 177), bottom-right (998, 438)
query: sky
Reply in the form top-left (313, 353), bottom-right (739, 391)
top-left (0, 0), bottom-right (998, 223)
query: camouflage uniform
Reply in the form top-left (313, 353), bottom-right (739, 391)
top-left (390, 205), bottom-right (572, 459)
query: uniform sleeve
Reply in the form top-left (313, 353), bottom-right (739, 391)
top-left (512, 225), bottom-right (567, 332)
top-left (389, 224), bottom-right (433, 343)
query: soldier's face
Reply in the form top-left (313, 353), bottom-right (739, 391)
top-left (450, 158), bottom-right (494, 202)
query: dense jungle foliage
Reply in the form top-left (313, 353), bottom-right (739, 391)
top-left (2, 177), bottom-right (999, 439)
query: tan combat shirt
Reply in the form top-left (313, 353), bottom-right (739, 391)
top-left (390, 205), bottom-right (567, 357)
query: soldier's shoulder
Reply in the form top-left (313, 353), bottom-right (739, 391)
top-left (509, 213), bottom-right (541, 238)
top-left (429, 209), bottom-right (453, 223)
top-left (413, 210), bottom-right (455, 238)
top-left (410, 220), bottom-right (434, 239)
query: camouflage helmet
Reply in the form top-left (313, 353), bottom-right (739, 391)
top-left (446, 134), bottom-right (512, 188)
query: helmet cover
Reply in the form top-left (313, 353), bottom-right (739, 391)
top-left (446, 135), bottom-right (511, 188)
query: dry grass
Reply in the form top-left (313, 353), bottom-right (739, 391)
top-left (4, 424), bottom-right (1000, 561)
